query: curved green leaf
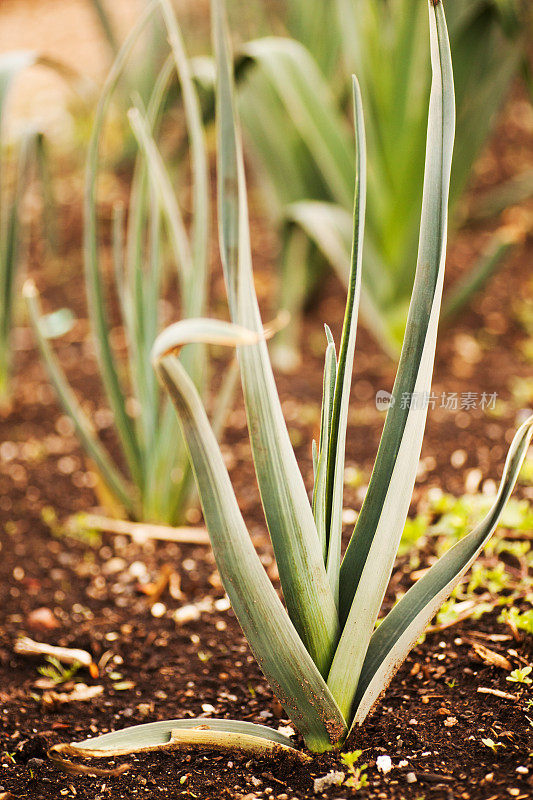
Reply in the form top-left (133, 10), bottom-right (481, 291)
top-left (66, 718), bottom-right (298, 752)
top-left (152, 319), bottom-right (347, 752)
top-left (352, 413), bottom-right (533, 727)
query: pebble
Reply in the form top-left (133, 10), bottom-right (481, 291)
top-left (313, 770), bottom-right (345, 793)
top-left (516, 766), bottom-right (528, 775)
top-left (214, 596), bottom-right (231, 612)
top-left (150, 602), bottom-right (166, 618)
top-left (406, 772), bottom-right (417, 784)
top-left (376, 755), bottom-right (392, 774)
top-left (174, 604), bottom-right (201, 625)
top-left (27, 607), bottom-right (59, 631)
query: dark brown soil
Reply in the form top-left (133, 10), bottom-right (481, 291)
top-left (0, 76), bottom-right (532, 800)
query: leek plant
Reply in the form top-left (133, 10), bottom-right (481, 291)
top-left (0, 52), bottom-right (49, 402)
top-left (232, 0), bottom-right (532, 360)
top-left (48, 1), bottom-right (533, 766)
top-left (25, 0), bottom-right (215, 525)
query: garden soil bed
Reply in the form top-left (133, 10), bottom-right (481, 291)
top-left (0, 50), bottom-right (532, 800)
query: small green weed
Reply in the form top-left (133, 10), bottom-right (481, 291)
top-left (38, 656), bottom-right (81, 685)
top-left (341, 750), bottom-right (369, 791)
top-left (506, 666), bottom-right (532, 685)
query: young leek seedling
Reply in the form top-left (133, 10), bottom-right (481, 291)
top-left (49, 0), bottom-right (533, 767)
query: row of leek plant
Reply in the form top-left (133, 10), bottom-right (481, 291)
top-left (24, 0), bottom-right (232, 526)
top-left (226, 0), bottom-right (532, 364)
top-left (49, 0), bottom-right (533, 767)
top-left (0, 52), bottom-right (54, 403)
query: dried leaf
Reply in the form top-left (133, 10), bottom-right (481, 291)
top-left (471, 642), bottom-right (512, 671)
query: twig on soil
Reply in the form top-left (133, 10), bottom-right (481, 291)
top-left (477, 687), bottom-right (518, 701)
top-left (47, 746), bottom-right (130, 777)
top-left (42, 684), bottom-right (104, 708)
top-left (67, 513), bottom-right (210, 545)
top-left (14, 636), bottom-right (98, 677)
top-left (139, 563), bottom-right (180, 605)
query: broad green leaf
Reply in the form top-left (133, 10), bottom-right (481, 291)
top-left (152, 318), bottom-right (347, 751)
top-left (352, 413), bottom-right (533, 727)
top-left (329, 0), bottom-right (455, 720)
top-left (212, 0), bottom-right (339, 675)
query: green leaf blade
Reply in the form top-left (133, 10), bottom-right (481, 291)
top-left (324, 76), bottom-right (366, 601)
top-left (329, 0), bottom-right (455, 721)
top-left (212, 0), bottom-right (339, 675)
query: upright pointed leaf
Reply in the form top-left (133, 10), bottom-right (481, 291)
top-left (212, 0), bottom-right (339, 675)
top-left (329, 0), bottom-right (455, 720)
top-left (324, 77), bottom-right (365, 601)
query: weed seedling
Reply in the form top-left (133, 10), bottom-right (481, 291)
top-left (482, 738), bottom-right (505, 754)
top-left (341, 750), bottom-right (369, 791)
top-left (38, 656), bottom-right (81, 685)
top-left (507, 666), bottom-right (532, 685)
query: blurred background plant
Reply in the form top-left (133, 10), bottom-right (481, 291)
top-left (0, 52), bottom-right (57, 404)
top-left (224, 0), bottom-right (533, 365)
top-left (24, 0), bottom-right (228, 526)
top-left (83, 0), bottom-right (532, 366)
